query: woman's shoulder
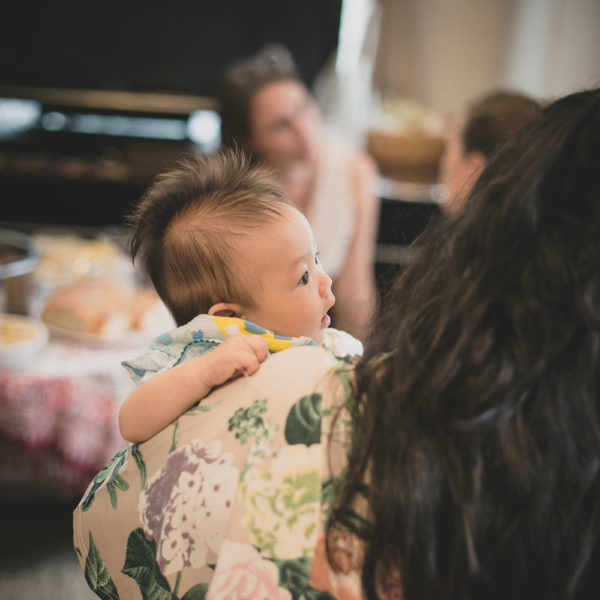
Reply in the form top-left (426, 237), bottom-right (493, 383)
top-left (236, 345), bottom-right (355, 420)
top-left (73, 344), bottom-right (357, 598)
top-left (152, 344), bottom-right (352, 452)
top-left (320, 127), bottom-right (376, 174)
top-left (353, 150), bottom-right (377, 180)
top-left (346, 150), bottom-right (379, 225)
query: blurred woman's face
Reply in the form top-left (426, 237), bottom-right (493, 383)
top-left (440, 116), bottom-right (485, 213)
top-left (247, 79), bottom-right (320, 167)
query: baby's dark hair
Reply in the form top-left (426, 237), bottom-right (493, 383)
top-left (128, 148), bottom-right (291, 326)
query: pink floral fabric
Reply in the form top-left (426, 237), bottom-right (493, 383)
top-left (207, 541), bottom-right (292, 600)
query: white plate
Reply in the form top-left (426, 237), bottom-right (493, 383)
top-left (45, 322), bottom-right (163, 349)
top-left (0, 313), bottom-right (49, 364)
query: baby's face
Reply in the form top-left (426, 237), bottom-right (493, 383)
top-left (237, 205), bottom-right (335, 345)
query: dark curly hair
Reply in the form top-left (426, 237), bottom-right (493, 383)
top-left (333, 87), bottom-right (600, 599)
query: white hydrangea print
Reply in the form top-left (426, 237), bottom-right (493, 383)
top-left (240, 444), bottom-right (322, 560)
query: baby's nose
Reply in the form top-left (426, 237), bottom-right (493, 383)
top-left (319, 270), bottom-right (333, 296)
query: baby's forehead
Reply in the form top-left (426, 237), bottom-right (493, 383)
top-left (234, 206), bottom-right (312, 262)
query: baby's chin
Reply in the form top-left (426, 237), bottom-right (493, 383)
top-left (310, 330), bottom-right (326, 346)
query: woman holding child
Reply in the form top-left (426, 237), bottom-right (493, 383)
top-left (74, 87), bottom-right (600, 599)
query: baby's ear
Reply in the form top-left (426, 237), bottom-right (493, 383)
top-left (208, 302), bottom-right (242, 318)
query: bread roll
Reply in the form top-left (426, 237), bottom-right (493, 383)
top-left (42, 278), bottom-right (169, 341)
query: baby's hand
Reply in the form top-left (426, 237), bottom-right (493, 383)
top-left (200, 335), bottom-right (269, 390)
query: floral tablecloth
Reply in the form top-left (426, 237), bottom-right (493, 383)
top-left (0, 339), bottom-right (142, 495)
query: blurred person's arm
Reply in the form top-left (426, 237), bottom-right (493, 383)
top-left (332, 152), bottom-right (379, 342)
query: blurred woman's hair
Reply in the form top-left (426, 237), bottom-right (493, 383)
top-left (218, 43), bottom-right (301, 147)
top-left (462, 90), bottom-right (543, 158)
top-left (333, 87), bottom-right (600, 599)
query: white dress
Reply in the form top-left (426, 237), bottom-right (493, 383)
top-left (306, 129), bottom-right (356, 280)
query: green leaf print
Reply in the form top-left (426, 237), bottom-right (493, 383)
top-left (274, 558), bottom-right (336, 600)
top-left (334, 366), bottom-right (355, 407)
top-left (170, 419), bottom-right (180, 453)
top-left (122, 528), bottom-right (173, 600)
top-left (285, 394), bottom-right (322, 446)
top-left (84, 533), bottom-right (119, 600)
top-left (228, 398), bottom-right (268, 443)
top-left (113, 473), bottom-right (129, 490)
top-left (185, 397), bottom-right (223, 416)
top-left (229, 398), bottom-right (278, 478)
top-left (81, 446), bottom-right (129, 512)
top-left (106, 474), bottom-right (130, 510)
top-left (131, 443), bottom-right (147, 488)
top-left (321, 476), bottom-right (338, 518)
top-left (180, 583), bottom-right (208, 599)
top-left (173, 571), bottom-right (181, 597)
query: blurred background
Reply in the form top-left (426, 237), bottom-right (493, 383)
top-left (1, 0), bottom-right (598, 224)
top-left (1, 0), bottom-right (598, 286)
top-left (0, 1), bottom-right (598, 598)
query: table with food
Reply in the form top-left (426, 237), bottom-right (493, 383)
top-left (0, 225), bottom-right (173, 496)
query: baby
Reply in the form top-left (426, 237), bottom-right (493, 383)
top-left (119, 149), bottom-right (363, 443)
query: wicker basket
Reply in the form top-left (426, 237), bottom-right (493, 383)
top-left (367, 129), bottom-right (446, 183)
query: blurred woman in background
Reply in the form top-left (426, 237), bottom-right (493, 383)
top-left (440, 89), bottom-right (542, 212)
top-left (218, 44), bottom-right (379, 341)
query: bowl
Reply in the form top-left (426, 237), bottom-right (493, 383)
top-left (367, 129), bottom-right (446, 183)
top-left (0, 313), bottom-right (49, 364)
top-left (0, 228), bottom-right (41, 315)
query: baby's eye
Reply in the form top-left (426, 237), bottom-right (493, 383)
top-left (270, 117), bottom-right (289, 132)
top-left (298, 270), bottom-right (309, 286)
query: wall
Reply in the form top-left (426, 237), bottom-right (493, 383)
top-left (373, 0), bottom-right (600, 113)
top-left (504, 0), bottom-right (600, 99)
top-left (373, 0), bottom-right (513, 113)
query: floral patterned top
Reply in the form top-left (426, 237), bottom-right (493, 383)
top-left (73, 345), bottom-right (364, 600)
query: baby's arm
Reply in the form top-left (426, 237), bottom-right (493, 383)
top-left (119, 335), bottom-right (269, 443)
